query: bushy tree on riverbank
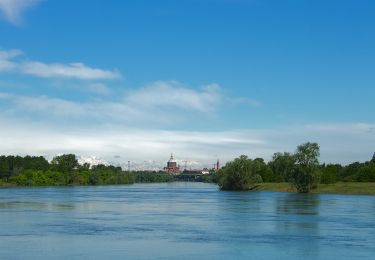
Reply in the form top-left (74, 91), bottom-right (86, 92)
top-left (218, 155), bottom-right (263, 191)
top-left (217, 143), bottom-right (321, 192)
top-left (290, 142), bottom-right (321, 193)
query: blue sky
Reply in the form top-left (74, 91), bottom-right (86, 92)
top-left (0, 0), bottom-right (374, 167)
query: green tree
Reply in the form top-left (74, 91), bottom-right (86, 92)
top-left (268, 152), bottom-right (295, 182)
top-left (357, 163), bottom-right (375, 182)
top-left (0, 156), bottom-right (10, 180)
top-left (23, 156), bottom-right (49, 171)
top-left (290, 142), bottom-right (320, 193)
top-left (218, 155), bottom-right (263, 191)
top-left (51, 154), bottom-right (78, 173)
top-left (252, 158), bottom-right (271, 182)
top-left (340, 162), bottom-right (361, 182)
top-left (78, 163), bottom-right (91, 171)
top-left (320, 164), bottom-right (341, 184)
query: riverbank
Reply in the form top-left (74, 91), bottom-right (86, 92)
top-left (2, 179), bottom-right (375, 195)
top-left (256, 182), bottom-right (375, 195)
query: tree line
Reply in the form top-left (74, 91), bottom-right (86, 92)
top-left (1, 145), bottom-right (374, 192)
top-left (217, 142), bottom-right (375, 193)
top-left (0, 154), bottom-right (173, 186)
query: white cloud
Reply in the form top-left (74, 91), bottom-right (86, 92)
top-left (20, 61), bottom-right (120, 80)
top-left (1, 85), bottom-right (372, 166)
top-left (0, 81), bottom-right (225, 123)
top-left (0, 0), bottom-right (41, 25)
top-left (86, 83), bottom-right (111, 95)
top-left (0, 48), bottom-right (121, 80)
top-left (11, 94), bottom-right (90, 116)
top-left (0, 49), bottom-right (21, 70)
top-left (0, 113), bottom-right (374, 168)
top-left (0, 92), bottom-right (137, 119)
top-left (125, 81), bottom-right (222, 112)
top-left (0, 49), bottom-right (22, 59)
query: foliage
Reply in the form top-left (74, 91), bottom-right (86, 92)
top-left (0, 155), bottom-right (49, 180)
top-left (320, 164), bottom-right (341, 184)
top-left (51, 154), bottom-right (79, 173)
top-left (290, 142), bottom-right (320, 193)
top-left (218, 155), bottom-right (263, 191)
top-left (357, 163), bottom-right (375, 182)
top-left (0, 156), bottom-right (135, 186)
top-left (9, 170), bottom-right (65, 186)
top-left (1, 149), bottom-right (375, 188)
top-left (134, 171), bottom-right (174, 183)
top-left (339, 162), bottom-right (365, 182)
top-left (252, 158), bottom-right (270, 182)
top-left (87, 164), bottom-right (134, 185)
top-left (202, 172), bottom-right (218, 183)
top-left (268, 152), bottom-right (295, 182)
top-left (0, 178), bottom-right (8, 186)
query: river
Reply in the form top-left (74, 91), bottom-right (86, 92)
top-left (1, 182), bottom-right (374, 259)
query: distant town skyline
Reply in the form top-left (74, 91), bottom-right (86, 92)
top-left (0, 0), bottom-right (374, 165)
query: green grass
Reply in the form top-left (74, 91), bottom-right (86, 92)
top-left (2, 179), bottom-right (374, 195)
top-left (0, 179), bottom-right (13, 187)
top-left (256, 182), bottom-right (375, 195)
top-left (255, 182), bottom-right (296, 192)
top-left (313, 182), bottom-right (375, 195)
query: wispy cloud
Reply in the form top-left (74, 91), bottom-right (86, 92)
top-left (0, 116), bottom-right (373, 167)
top-left (0, 49), bottom-right (21, 70)
top-left (86, 83), bottom-right (111, 95)
top-left (0, 92), bottom-right (136, 119)
top-left (0, 81), bottom-right (224, 124)
top-left (0, 49), bottom-right (121, 80)
top-left (0, 0), bottom-right (41, 25)
top-left (20, 61), bottom-right (120, 80)
top-left (125, 81), bottom-right (222, 112)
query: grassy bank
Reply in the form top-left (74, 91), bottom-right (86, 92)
top-left (255, 182), bottom-right (375, 195)
top-left (2, 179), bottom-right (374, 195)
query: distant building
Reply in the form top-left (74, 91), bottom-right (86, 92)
top-left (164, 154), bottom-right (180, 175)
top-left (201, 168), bottom-right (210, 175)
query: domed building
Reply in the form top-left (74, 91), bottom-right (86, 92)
top-left (163, 154), bottom-right (180, 175)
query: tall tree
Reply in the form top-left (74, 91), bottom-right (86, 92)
top-left (51, 154), bottom-right (78, 173)
top-left (290, 142), bottom-right (320, 193)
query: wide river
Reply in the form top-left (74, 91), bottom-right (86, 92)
top-left (0, 182), bottom-right (374, 259)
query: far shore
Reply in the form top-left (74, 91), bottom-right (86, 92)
top-left (255, 182), bottom-right (375, 195)
top-left (1, 181), bottom-right (375, 195)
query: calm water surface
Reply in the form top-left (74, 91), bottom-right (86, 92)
top-left (1, 182), bottom-right (374, 259)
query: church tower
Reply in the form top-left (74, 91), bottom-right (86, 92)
top-left (164, 153), bottom-right (180, 175)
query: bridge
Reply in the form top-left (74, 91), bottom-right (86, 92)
top-left (174, 171), bottom-right (203, 182)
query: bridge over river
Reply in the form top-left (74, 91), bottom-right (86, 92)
top-left (174, 172), bottom-right (203, 182)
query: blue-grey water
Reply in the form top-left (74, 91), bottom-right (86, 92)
top-left (0, 182), bottom-right (374, 259)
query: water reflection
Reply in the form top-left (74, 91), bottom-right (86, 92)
top-left (275, 193), bottom-right (322, 259)
top-left (0, 201), bottom-right (75, 210)
top-left (277, 193), bottom-right (321, 215)
top-left (0, 184), bottom-right (374, 260)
